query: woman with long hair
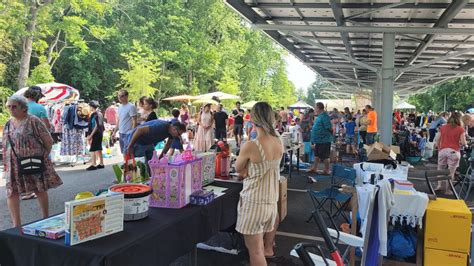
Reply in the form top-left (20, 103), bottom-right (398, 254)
top-left (180, 104), bottom-right (190, 126)
top-left (193, 103), bottom-right (214, 152)
top-left (142, 97), bottom-right (158, 123)
top-left (244, 109), bottom-right (252, 140)
top-left (235, 102), bottom-right (284, 266)
top-left (435, 112), bottom-right (467, 194)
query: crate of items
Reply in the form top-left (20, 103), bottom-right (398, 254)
top-left (148, 147), bottom-right (202, 209)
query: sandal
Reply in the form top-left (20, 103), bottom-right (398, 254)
top-left (21, 193), bottom-right (37, 200)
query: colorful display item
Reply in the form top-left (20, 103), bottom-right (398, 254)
top-left (148, 150), bottom-right (203, 209)
top-left (215, 152), bottom-right (231, 179)
top-left (65, 193), bottom-right (124, 246)
top-left (190, 190), bottom-right (215, 205)
top-left (196, 152), bottom-right (216, 186)
top-left (109, 184), bottom-right (152, 221)
top-left (21, 213), bottom-right (66, 240)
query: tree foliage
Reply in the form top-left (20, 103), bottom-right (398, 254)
top-left (1, 0), bottom-right (299, 111)
top-left (306, 75), bottom-right (331, 106)
top-left (408, 76), bottom-right (474, 112)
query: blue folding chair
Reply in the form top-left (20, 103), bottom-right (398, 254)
top-left (306, 165), bottom-right (356, 223)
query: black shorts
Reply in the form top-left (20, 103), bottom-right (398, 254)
top-left (234, 124), bottom-right (244, 136)
top-left (215, 128), bottom-right (227, 140)
top-left (314, 143), bottom-right (331, 160)
top-left (89, 132), bottom-right (103, 152)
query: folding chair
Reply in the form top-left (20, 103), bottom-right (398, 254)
top-left (458, 157), bottom-right (474, 200)
top-left (291, 210), bottom-right (344, 266)
top-left (307, 165), bottom-right (357, 223)
top-left (424, 169), bottom-right (459, 199)
top-left (295, 181), bottom-right (389, 266)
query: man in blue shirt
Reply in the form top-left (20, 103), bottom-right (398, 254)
top-left (310, 102), bottom-right (333, 174)
top-left (125, 120), bottom-right (186, 162)
top-left (428, 112), bottom-right (448, 142)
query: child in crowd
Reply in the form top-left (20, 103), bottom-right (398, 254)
top-left (244, 109), bottom-right (252, 140)
top-left (290, 117), bottom-right (302, 143)
top-left (344, 116), bottom-right (357, 154)
top-left (169, 108), bottom-right (184, 156)
top-left (418, 129), bottom-right (428, 157)
top-left (227, 114), bottom-right (235, 139)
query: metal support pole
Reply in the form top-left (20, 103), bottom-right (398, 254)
top-left (380, 33), bottom-right (396, 145)
top-left (376, 86), bottom-right (383, 131)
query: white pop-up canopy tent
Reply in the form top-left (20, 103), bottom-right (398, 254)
top-left (394, 101), bottom-right (416, 110)
top-left (288, 100), bottom-right (313, 110)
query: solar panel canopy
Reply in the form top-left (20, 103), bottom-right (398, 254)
top-left (226, 0), bottom-right (474, 98)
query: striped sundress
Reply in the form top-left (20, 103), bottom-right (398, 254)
top-left (236, 138), bottom-right (281, 235)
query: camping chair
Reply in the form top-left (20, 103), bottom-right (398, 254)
top-left (458, 157), bottom-right (474, 200)
top-left (306, 165), bottom-right (357, 223)
top-left (291, 210), bottom-right (344, 266)
top-left (294, 181), bottom-right (389, 266)
top-left (424, 169), bottom-right (459, 199)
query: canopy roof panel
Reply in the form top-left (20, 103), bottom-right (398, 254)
top-left (226, 0), bottom-right (474, 97)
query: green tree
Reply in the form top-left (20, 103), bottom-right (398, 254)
top-left (408, 76), bottom-right (474, 112)
top-left (306, 75), bottom-right (330, 106)
top-left (116, 40), bottom-right (161, 102)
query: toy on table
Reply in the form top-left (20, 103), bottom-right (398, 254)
top-left (196, 151), bottom-right (216, 186)
top-left (75, 192), bottom-right (94, 200)
top-left (65, 193), bottom-right (124, 246)
top-left (190, 190), bottom-right (215, 205)
top-left (21, 213), bottom-right (66, 239)
top-left (148, 145), bottom-right (203, 209)
top-left (112, 155), bottom-right (149, 184)
top-left (215, 141), bottom-right (231, 179)
top-left (109, 183), bottom-right (152, 221)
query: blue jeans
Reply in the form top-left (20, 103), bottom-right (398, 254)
top-left (366, 133), bottom-right (376, 145)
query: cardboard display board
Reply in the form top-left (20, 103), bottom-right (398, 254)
top-left (65, 194), bottom-right (124, 246)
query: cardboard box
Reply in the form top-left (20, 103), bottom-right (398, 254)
top-left (424, 248), bottom-right (468, 266)
top-left (364, 143), bottom-right (399, 161)
top-left (278, 178), bottom-right (288, 222)
top-left (424, 198), bottom-right (472, 253)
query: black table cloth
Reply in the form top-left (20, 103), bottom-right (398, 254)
top-left (0, 181), bottom-right (242, 266)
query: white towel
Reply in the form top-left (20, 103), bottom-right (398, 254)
top-left (390, 192), bottom-right (429, 228)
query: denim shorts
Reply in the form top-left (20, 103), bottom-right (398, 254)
top-left (119, 133), bottom-right (131, 153)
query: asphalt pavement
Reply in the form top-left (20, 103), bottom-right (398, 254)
top-left (0, 156), bottom-right (122, 230)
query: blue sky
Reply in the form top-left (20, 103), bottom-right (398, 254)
top-left (284, 54), bottom-right (317, 92)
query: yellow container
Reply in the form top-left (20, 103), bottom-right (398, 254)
top-left (424, 198), bottom-right (471, 253)
top-left (75, 191), bottom-right (94, 200)
top-left (424, 248), bottom-right (468, 266)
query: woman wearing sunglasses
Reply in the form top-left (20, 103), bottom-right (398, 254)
top-left (2, 95), bottom-right (62, 227)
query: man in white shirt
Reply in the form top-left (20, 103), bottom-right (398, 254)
top-left (113, 89), bottom-right (137, 158)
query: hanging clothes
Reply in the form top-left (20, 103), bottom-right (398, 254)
top-left (60, 127), bottom-right (85, 156)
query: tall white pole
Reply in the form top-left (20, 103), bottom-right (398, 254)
top-left (444, 94), bottom-right (447, 112)
top-left (380, 33), bottom-right (396, 145)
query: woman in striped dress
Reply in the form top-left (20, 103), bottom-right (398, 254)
top-left (235, 102), bottom-right (284, 266)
